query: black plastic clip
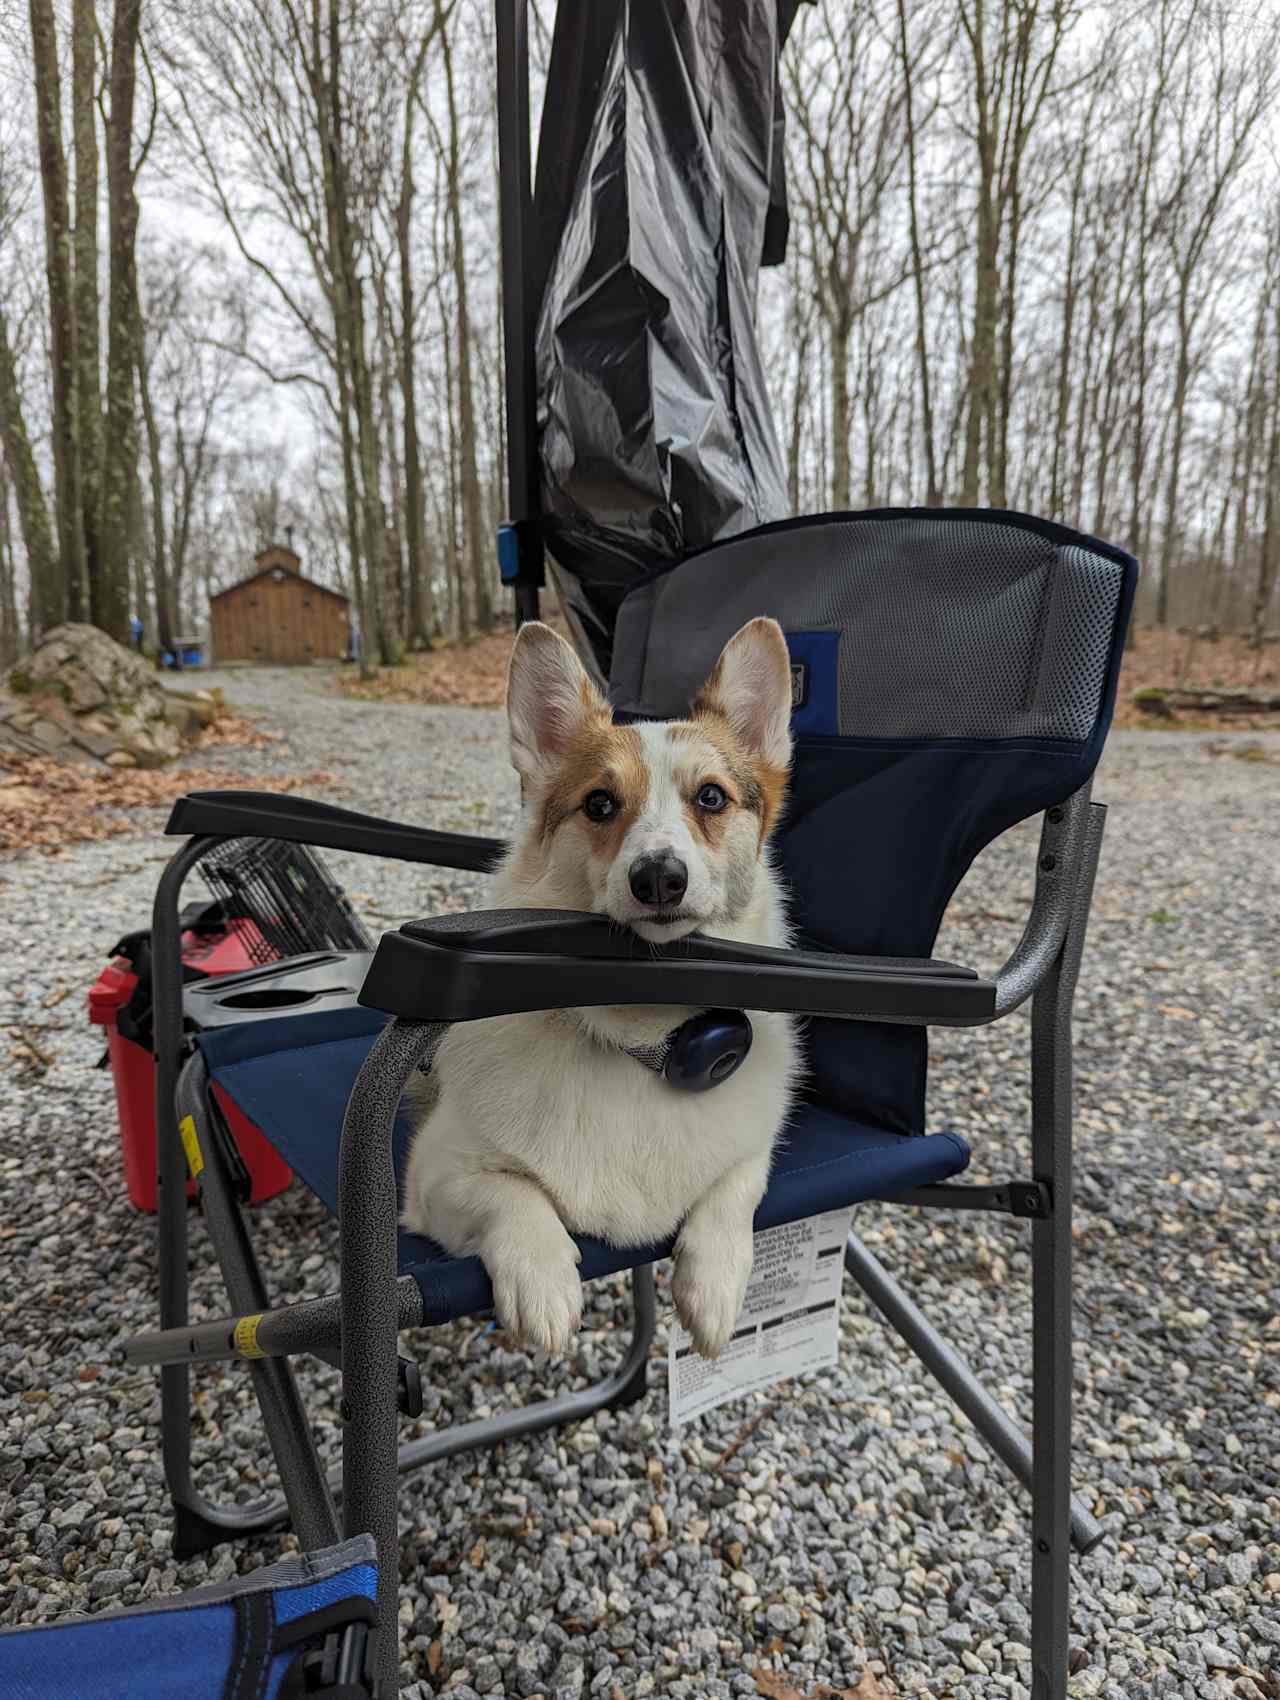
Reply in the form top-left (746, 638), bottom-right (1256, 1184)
top-left (286, 1624), bottom-right (378, 1697)
top-left (1008, 1181), bottom-right (1052, 1219)
top-left (207, 1092), bottom-right (253, 1205)
top-left (397, 1357), bottom-right (422, 1419)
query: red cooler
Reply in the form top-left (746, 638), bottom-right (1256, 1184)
top-left (89, 922), bottom-right (293, 1212)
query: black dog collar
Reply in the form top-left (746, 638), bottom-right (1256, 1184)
top-left (621, 1009), bottom-right (753, 1093)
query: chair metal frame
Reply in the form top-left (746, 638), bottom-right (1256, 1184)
top-left (127, 778), bottom-right (1107, 1698)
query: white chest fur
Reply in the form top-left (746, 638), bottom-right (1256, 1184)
top-left (404, 1004), bottom-right (799, 1251)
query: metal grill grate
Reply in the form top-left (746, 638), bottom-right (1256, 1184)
top-left (199, 838), bottom-right (372, 965)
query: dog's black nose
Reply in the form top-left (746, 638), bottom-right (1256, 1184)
top-left (629, 852), bottom-right (688, 908)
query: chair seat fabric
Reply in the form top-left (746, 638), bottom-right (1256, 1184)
top-left (0, 1535), bottom-right (377, 1700)
top-left (198, 1008), bottom-right (970, 1326)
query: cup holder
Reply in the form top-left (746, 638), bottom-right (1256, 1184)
top-left (218, 987), bottom-right (323, 1011)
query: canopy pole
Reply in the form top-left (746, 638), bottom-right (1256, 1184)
top-left (495, 0), bottom-right (543, 626)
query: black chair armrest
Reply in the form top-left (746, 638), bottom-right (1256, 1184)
top-left (165, 791), bottom-right (506, 874)
top-left (357, 909), bottom-right (996, 1027)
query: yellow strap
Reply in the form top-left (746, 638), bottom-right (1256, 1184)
top-left (234, 1314), bottom-right (265, 1359)
top-left (178, 1115), bottom-right (204, 1180)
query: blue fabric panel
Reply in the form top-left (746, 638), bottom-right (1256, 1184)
top-left (196, 1004), bottom-right (388, 1072)
top-left (0, 1603), bottom-right (233, 1700)
top-left (271, 1563), bottom-right (378, 1627)
top-left (778, 736), bottom-right (1095, 1132)
top-left (783, 629), bottom-right (840, 736)
top-left (0, 1545), bottom-right (379, 1700)
top-left (207, 1025), bottom-right (969, 1326)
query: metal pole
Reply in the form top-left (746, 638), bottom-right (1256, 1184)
top-left (1028, 803), bottom-right (1107, 1699)
top-left (495, 0), bottom-right (543, 626)
top-left (339, 1018), bottom-right (446, 1695)
top-left (843, 1232), bottom-right (1102, 1555)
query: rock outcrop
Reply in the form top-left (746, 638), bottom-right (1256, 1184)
top-left (2, 623), bottom-right (214, 768)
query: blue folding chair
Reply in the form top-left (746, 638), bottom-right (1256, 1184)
top-left (115, 8), bottom-right (1136, 1691)
top-left (0, 1536), bottom-right (379, 1699)
top-left (122, 502), bottom-right (1136, 1697)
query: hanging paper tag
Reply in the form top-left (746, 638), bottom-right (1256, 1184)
top-left (667, 1208), bottom-right (852, 1427)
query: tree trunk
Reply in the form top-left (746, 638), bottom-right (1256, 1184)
top-left (313, 0), bottom-right (397, 668)
top-left (29, 0), bottom-right (84, 625)
top-left (439, 297), bottom-right (468, 641)
top-left (335, 364), bottom-right (369, 671)
top-left (960, 0), bottom-right (996, 508)
top-left (0, 310), bottom-right (60, 634)
top-left (138, 336), bottom-right (171, 649)
top-left (374, 269), bottom-right (406, 644)
top-left (1253, 286), bottom-right (1280, 645)
top-left (98, 0), bottom-right (143, 642)
top-left (1157, 290), bottom-right (1192, 628)
top-left (829, 302), bottom-right (852, 510)
top-left (0, 468), bottom-right (20, 666)
top-left (786, 305), bottom-right (812, 514)
top-left (1051, 141), bottom-right (1088, 519)
top-left (897, 0), bottom-right (939, 505)
top-left (442, 21), bottom-right (491, 635)
top-left (399, 29), bottom-right (435, 648)
top-left (71, 0), bottom-right (104, 603)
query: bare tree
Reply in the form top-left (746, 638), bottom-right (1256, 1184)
top-left (956, 0), bottom-right (1080, 507)
top-left (1152, 4), bottom-right (1277, 625)
top-left (28, 0), bottom-right (88, 622)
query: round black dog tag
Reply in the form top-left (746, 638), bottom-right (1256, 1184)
top-left (662, 1009), bottom-right (753, 1093)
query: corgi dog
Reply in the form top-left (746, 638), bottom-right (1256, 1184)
top-left (401, 616), bottom-right (801, 1359)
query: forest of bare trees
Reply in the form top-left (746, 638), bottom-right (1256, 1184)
top-left (2, 0), bottom-right (1280, 675)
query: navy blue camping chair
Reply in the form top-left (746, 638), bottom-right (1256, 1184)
top-left (0, 1536), bottom-right (379, 1699)
top-left (123, 505), bottom-right (1136, 1698)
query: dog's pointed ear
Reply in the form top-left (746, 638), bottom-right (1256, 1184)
top-left (694, 618), bottom-right (793, 768)
top-left (507, 622), bottom-right (608, 781)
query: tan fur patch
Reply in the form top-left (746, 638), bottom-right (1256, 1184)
top-left (541, 718), bottom-right (649, 854)
top-left (678, 712), bottom-right (789, 845)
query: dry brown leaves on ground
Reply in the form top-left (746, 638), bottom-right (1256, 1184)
top-left (1116, 627), bottom-right (1280, 727)
top-left (752, 1668), bottom-right (894, 1700)
top-left (189, 710), bottom-right (284, 751)
top-left (337, 630), bottom-right (521, 708)
top-left (0, 757), bottom-right (335, 856)
top-left (335, 620), bottom-right (1280, 730)
top-left (335, 615), bottom-right (573, 710)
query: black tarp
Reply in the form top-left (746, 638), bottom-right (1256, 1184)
top-left (533, 0), bottom-right (802, 679)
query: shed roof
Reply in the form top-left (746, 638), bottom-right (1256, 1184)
top-left (209, 565), bottom-right (350, 605)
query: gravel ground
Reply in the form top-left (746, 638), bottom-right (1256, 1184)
top-left (0, 663), bottom-right (1277, 1700)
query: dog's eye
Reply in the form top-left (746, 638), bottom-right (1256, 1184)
top-left (582, 789), bottom-right (619, 822)
top-left (696, 783), bottom-right (728, 812)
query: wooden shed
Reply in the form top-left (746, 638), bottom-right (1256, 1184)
top-left (209, 545), bottom-right (351, 665)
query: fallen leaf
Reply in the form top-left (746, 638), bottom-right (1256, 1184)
top-left (1157, 1004), bottom-right (1198, 1021)
top-left (0, 752), bottom-right (337, 857)
top-left (839, 1676), bottom-right (895, 1699)
top-left (752, 1670), bottom-right (804, 1700)
top-left (77, 1365), bottom-right (101, 1383)
top-left (753, 1672), bottom-right (891, 1700)
top-left (426, 1640), bottom-right (442, 1675)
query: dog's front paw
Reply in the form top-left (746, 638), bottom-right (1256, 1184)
top-left (672, 1229), bottom-right (753, 1360)
top-left (487, 1237), bottom-right (583, 1356)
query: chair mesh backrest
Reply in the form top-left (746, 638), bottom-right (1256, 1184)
top-left (609, 510), bottom-right (1138, 1134)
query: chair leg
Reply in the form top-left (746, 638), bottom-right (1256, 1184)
top-left (1030, 1192), bottom-right (1072, 1700)
top-left (1029, 801), bottom-right (1104, 1700)
top-left (179, 1057), bottom-right (340, 1554)
top-left (340, 1020), bottom-right (448, 1697)
top-left (843, 1231), bottom-right (1101, 1554)
top-left (1029, 970), bottom-right (1077, 1700)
